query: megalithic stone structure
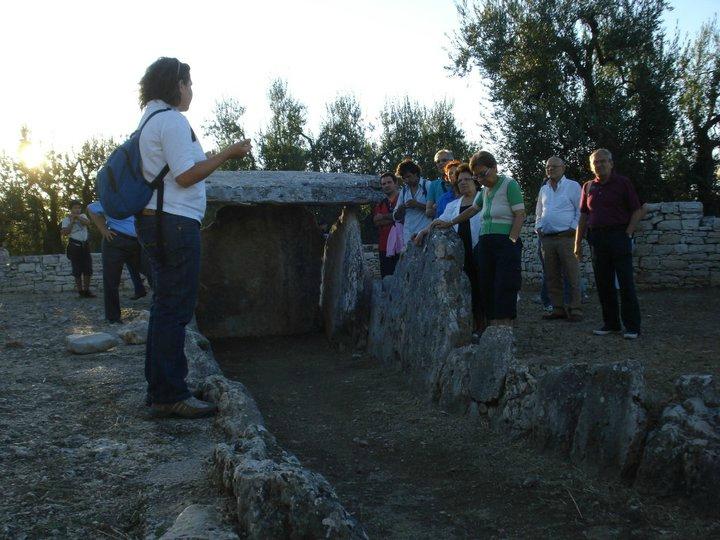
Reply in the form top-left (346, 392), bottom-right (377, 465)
top-left (196, 171), bottom-right (383, 340)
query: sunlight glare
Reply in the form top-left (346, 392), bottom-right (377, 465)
top-left (18, 142), bottom-right (46, 169)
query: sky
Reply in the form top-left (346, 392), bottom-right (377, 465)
top-left (0, 0), bottom-right (717, 160)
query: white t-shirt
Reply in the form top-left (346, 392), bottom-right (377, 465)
top-left (138, 100), bottom-right (207, 222)
top-left (61, 215), bottom-right (89, 242)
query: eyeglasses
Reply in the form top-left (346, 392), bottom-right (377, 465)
top-left (472, 168), bottom-right (492, 180)
top-left (545, 165), bottom-right (561, 170)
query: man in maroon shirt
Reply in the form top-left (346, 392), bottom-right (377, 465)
top-left (574, 149), bottom-right (643, 339)
top-left (373, 172), bottom-right (400, 277)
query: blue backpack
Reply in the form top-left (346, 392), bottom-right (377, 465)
top-left (95, 108), bottom-right (171, 219)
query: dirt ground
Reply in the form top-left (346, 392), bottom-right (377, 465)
top-left (0, 293), bottom-right (233, 539)
top-left (214, 287), bottom-right (720, 539)
top-left (514, 287), bottom-right (720, 399)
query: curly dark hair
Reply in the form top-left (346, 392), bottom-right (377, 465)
top-left (139, 57), bottom-right (191, 108)
top-left (395, 158), bottom-right (421, 178)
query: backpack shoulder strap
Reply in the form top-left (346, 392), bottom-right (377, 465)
top-left (139, 107), bottom-right (172, 133)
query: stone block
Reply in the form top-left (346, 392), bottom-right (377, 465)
top-left (66, 333), bottom-right (120, 354)
top-left (682, 219), bottom-right (701, 230)
top-left (658, 233), bottom-right (682, 245)
top-left (673, 244), bottom-right (688, 254)
top-left (660, 259), bottom-right (686, 270)
top-left (467, 327), bottom-right (513, 403)
top-left (677, 201), bottom-right (703, 213)
top-left (320, 207), bottom-right (372, 346)
top-left (117, 321), bottom-right (149, 345)
top-left (533, 363), bottom-right (590, 455)
top-left (639, 257), bottom-right (660, 269)
top-left (571, 361), bottom-right (647, 478)
top-left (660, 202), bottom-right (679, 213)
top-left (160, 505), bottom-right (238, 540)
top-left (633, 244), bottom-right (652, 257)
top-left (17, 263), bottom-right (35, 272)
top-left (652, 245), bottom-right (674, 255)
top-left (657, 220), bottom-right (682, 231)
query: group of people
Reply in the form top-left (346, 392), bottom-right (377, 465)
top-left (373, 147), bottom-right (643, 340)
top-left (54, 56), bottom-right (644, 423)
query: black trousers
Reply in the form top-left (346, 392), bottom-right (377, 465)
top-left (66, 239), bottom-right (93, 278)
top-left (587, 227), bottom-right (641, 333)
top-left (474, 234), bottom-right (523, 320)
top-left (102, 232), bottom-right (143, 322)
top-left (379, 251), bottom-right (399, 278)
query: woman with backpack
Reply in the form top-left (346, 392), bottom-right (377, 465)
top-left (136, 57), bottom-right (251, 419)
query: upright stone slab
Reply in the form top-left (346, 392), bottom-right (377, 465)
top-left (532, 363), bottom-right (590, 455)
top-left (368, 229), bottom-right (473, 390)
top-left (570, 360), bottom-right (647, 478)
top-left (320, 207), bottom-right (371, 345)
top-left (197, 205), bottom-right (324, 339)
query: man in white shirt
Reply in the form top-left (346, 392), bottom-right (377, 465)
top-left (535, 157), bottom-right (583, 321)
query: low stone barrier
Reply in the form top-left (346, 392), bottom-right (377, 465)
top-left (521, 201), bottom-right (720, 288)
top-left (368, 229), bottom-right (720, 511)
top-left (0, 253), bottom-right (136, 294)
top-left (181, 324), bottom-right (368, 538)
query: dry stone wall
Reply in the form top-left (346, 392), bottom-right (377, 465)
top-left (521, 201), bottom-right (720, 288)
top-left (0, 253), bottom-right (136, 294)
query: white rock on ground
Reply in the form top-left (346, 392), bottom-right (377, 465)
top-left (65, 333), bottom-right (120, 354)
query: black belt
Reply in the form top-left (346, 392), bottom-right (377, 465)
top-left (541, 229), bottom-right (575, 237)
top-left (109, 229), bottom-right (138, 241)
top-left (68, 238), bottom-right (88, 246)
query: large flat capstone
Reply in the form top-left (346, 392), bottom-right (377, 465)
top-left (205, 171), bottom-right (382, 206)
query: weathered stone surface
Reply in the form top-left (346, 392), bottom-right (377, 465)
top-left (117, 320), bottom-right (148, 344)
top-left (213, 427), bottom-right (368, 540)
top-left (571, 361), bottom-right (647, 478)
top-left (320, 207), bottom-right (372, 345)
top-left (494, 363), bottom-right (548, 433)
top-left (197, 205), bottom-right (324, 339)
top-left (160, 504), bottom-right (239, 539)
top-left (468, 326), bottom-right (514, 403)
top-left (205, 170), bottom-right (381, 206)
top-left (636, 375), bottom-right (720, 510)
top-left (65, 332), bottom-right (119, 354)
top-left (368, 229), bottom-right (473, 388)
top-left (532, 364), bottom-right (590, 454)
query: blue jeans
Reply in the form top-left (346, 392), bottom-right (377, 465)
top-left (136, 213), bottom-right (200, 404)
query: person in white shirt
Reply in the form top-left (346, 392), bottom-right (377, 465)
top-left (136, 57), bottom-right (251, 419)
top-left (535, 156), bottom-right (583, 321)
top-left (60, 199), bottom-right (95, 298)
top-left (392, 158), bottom-right (432, 249)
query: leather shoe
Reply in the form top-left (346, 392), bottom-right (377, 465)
top-left (130, 291), bottom-right (147, 300)
top-left (151, 397), bottom-right (218, 419)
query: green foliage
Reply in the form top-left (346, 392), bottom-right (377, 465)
top-left (0, 129), bottom-right (115, 255)
top-left (202, 97), bottom-right (256, 171)
top-left (258, 79), bottom-right (312, 171)
top-left (676, 19), bottom-right (720, 213)
top-left (376, 97), bottom-right (471, 179)
top-left (451, 0), bottom-right (679, 207)
top-left (313, 94), bottom-right (375, 173)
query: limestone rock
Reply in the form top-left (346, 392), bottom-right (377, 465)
top-left (117, 320), bottom-right (148, 344)
top-left (636, 374), bottom-right (720, 510)
top-left (214, 426), bottom-right (368, 540)
top-left (65, 333), bottom-right (119, 354)
top-left (532, 363), bottom-right (590, 454)
top-left (160, 504), bottom-right (238, 539)
top-left (197, 205), bottom-right (323, 339)
top-left (320, 207), bottom-right (372, 345)
top-left (468, 326), bottom-right (513, 403)
top-left (205, 170), bottom-right (381, 206)
top-left (368, 229), bottom-right (473, 389)
top-left (494, 363), bottom-right (547, 433)
top-left (570, 361), bottom-right (647, 478)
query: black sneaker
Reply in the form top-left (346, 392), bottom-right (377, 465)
top-left (130, 291), bottom-right (147, 300)
top-left (592, 326), bottom-right (621, 336)
top-left (83, 290), bottom-right (97, 298)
